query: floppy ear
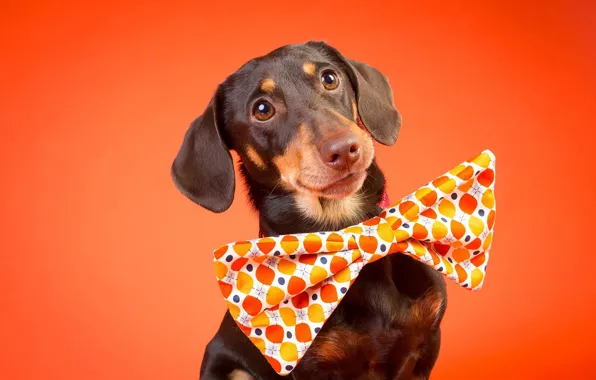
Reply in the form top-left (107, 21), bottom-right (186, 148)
top-left (309, 41), bottom-right (402, 146)
top-left (345, 58), bottom-right (402, 145)
top-left (171, 90), bottom-right (235, 213)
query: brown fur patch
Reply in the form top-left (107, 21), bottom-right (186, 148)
top-left (410, 289), bottom-right (444, 329)
top-left (228, 369), bottom-right (254, 380)
top-left (397, 355), bottom-right (420, 379)
top-left (303, 62), bottom-right (316, 75)
top-left (310, 327), bottom-right (362, 363)
top-left (260, 78), bottom-right (275, 93)
top-left (245, 145), bottom-right (266, 169)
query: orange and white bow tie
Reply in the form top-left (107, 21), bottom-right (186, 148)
top-left (212, 150), bottom-right (496, 375)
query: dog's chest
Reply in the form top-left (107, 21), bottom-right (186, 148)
top-left (290, 259), bottom-right (432, 379)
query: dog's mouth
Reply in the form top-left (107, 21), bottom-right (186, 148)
top-left (296, 171), bottom-right (367, 199)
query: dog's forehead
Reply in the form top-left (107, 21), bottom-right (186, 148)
top-left (226, 45), bottom-right (336, 90)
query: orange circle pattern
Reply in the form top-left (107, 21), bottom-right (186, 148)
top-left (212, 150), bottom-right (497, 375)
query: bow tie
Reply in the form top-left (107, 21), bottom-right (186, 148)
top-left (212, 150), bottom-right (496, 375)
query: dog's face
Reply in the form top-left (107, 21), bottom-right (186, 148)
top-left (220, 46), bottom-right (377, 201)
top-left (172, 41), bottom-right (401, 214)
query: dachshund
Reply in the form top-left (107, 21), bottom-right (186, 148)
top-left (171, 41), bottom-right (447, 380)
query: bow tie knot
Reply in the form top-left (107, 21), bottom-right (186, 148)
top-left (211, 150), bottom-right (496, 375)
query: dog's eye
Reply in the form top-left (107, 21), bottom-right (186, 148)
top-left (253, 100), bottom-right (275, 121)
top-left (321, 70), bottom-right (339, 90)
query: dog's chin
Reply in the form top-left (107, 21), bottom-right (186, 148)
top-left (296, 171), bottom-right (368, 200)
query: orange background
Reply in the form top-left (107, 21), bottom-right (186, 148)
top-left (2, 0), bottom-right (596, 378)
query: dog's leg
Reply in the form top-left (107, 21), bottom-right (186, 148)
top-left (199, 339), bottom-right (248, 380)
top-left (227, 369), bottom-right (255, 380)
top-left (200, 359), bottom-right (254, 380)
top-left (411, 328), bottom-right (441, 380)
top-left (200, 314), bottom-right (285, 380)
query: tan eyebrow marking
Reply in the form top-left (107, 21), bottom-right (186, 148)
top-left (303, 62), bottom-right (316, 76)
top-left (260, 78), bottom-right (275, 93)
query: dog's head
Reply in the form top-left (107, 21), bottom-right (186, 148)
top-left (171, 41), bottom-right (401, 213)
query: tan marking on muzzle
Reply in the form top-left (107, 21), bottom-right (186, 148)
top-left (260, 78), bottom-right (275, 93)
top-left (274, 118), bottom-right (372, 225)
top-left (326, 108), bottom-right (356, 126)
top-left (326, 107), bottom-right (374, 145)
top-left (246, 145), bottom-right (266, 169)
top-left (272, 123), bottom-right (313, 189)
top-left (303, 62), bottom-right (316, 76)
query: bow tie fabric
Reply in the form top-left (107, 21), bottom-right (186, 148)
top-left (212, 150), bottom-right (496, 375)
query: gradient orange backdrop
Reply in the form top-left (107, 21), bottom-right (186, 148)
top-left (2, 0), bottom-right (596, 379)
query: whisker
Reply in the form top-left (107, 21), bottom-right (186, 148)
top-left (268, 182), bottom-right (280, 197)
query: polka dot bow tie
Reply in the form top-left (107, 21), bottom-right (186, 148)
top-left (213, 150), bottom-right (496, 375)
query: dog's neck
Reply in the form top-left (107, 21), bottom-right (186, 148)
top-left (240, 161), bottom-right (387, 237)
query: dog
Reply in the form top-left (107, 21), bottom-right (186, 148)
top-left (171, 41), bottom-right (447, 380)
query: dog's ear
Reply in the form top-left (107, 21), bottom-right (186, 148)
top-left (309, 41), bottom-right (402, 146)
top-left (345, 58), bottom-right (402, 145)
top-left (171, 89), bottom-right (235, 213)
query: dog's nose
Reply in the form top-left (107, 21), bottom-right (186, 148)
top-left (319, 132), bottom-right (361, 170)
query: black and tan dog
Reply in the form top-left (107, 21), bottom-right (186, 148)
top-left (171, 41), bottom-right (447, 380)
